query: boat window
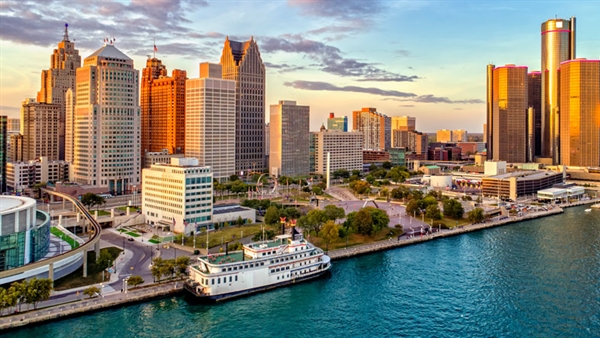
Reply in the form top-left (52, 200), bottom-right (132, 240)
top-left (234, 266), bottom-right (237, 270)
top-left (211, 279), bottom-right (214, 285)
top-left (250, 264), bottom-right (254, 267)
top-left (271, 269), bottom-right (274, 273)
top-left (262, 253), bottom-right (265, 256)
top-left (235, 276), bottom-right (238, 281)
top-left (228, 268), bottom-right (231, 271)
top-left (229, 276), bottom-right (232, 283)
top-left (261, 262), bottom-right (264, 266)
top-left (218, 278), bottom-right (220, 284)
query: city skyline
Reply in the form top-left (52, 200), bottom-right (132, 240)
top-left (1, 1), bottom-right (599, 132)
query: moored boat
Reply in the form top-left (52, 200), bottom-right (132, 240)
top-left (184, 230), bottom-right (331, 302)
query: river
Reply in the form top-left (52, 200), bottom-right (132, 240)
top-left (9, 205), bottom-right (600, 337)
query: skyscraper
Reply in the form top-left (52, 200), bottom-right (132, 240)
top-left (488, 65), bottom-right (528, 163)
top-left (452, 129), bottom-right (468, 142)
top-left (0, 116), bottom-right (7, 193)
top-left (559, 59), bottom-right (600, 167)
top-left (21, 98), bottom-right (61, 161)
top-left (541, 17), bottom-right (575, 163)
top-left (140, 57), bottom-right (186, 163)
top-left (36, 24), bottom-right (81, 160)
top-left (185, 63), bottom-right (236, 182)
top-left (528, 71), bottom-right (542, 156)
top-left (269, 101), bottom-right (310, 177)
top-left (72, 43), bottom-right (140, 194)
top-left (486, 64), bottom-right (495, 159)
top-left (436, 129), bottom-right (453, 143)
top-left (391, 116), bottom-right (415, 147)
top-left (327, 113), bottom-right (348, 131)
top-left (352, 107), bottom-right (391, 150)
top-left (220, 37), bottom-right (266, 174)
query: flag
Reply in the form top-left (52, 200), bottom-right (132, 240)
top-left (154, 44), bottom-right (158, 52)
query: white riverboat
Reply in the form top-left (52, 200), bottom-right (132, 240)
top-left (184, 232), bottom-right (331, 302)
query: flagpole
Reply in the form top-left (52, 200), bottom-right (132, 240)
top-left (153, 37), bottom-right (156, 58)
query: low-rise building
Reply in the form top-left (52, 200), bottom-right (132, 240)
top-left (142, 158), bottom-right (213, 235)
top-left (6, 157), bottom-right (69, 192)
top-left (312, 130), bottom-right (363, 175)
top-left (144, 149), bottom-right (185, 169)
top-left (482, 171), bottom-right (563, 201)
top-left (212, 203), bottom-right (256, 229)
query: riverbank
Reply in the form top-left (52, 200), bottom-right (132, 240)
top-left (0, 281), bottom-right (183, 331)
top-left (328, 207), bottom-right (564, 260)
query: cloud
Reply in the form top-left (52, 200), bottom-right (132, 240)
top-left (454, 108), bottom-right (464, 110)
top-left (284, 80), bottom-right (416, 98)
top-left (261, 35), bottom-right (417, 82)
top-left (0, 105), bottom-right (20, 112)
top-left (0, 0), bottom-right (213, 58)
top-left (264, 62), bottom-right (305, 73)
top-left (285, 81), bottom-right (483, 104)
top-left (395, 49), bottom-right (411, 57)
top-left (289, 0), bottom-right (383, 27)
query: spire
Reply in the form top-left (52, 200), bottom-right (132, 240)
top-left (63, 23), bottom-right (69, 42)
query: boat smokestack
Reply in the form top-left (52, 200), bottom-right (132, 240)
top-left (281, 222), bottom-right (285, 235)
top-left (225, 241), bottom-right (229, 256)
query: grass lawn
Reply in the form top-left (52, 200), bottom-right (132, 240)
top-left (148, 239), bottom-right (160, 244)
top-left (309, 227), bottom-right (403, 251)
top-left (50, 227), bottom-right (79, 249)
top-left (430, 217), bottom-right (470, 229)
top-left (94, 210), bottom-right (111, 216)
top-left (125, 231), bottom-right (141, 237)
top-left (184, 224), bottom-right (277, 249)
top-left (53, 247), bottom-right (123, 290)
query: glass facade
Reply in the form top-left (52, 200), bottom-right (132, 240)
top-left (0, 115), bottom-right (6, 193)
top-left (0, 210), bottom-right (50, 272)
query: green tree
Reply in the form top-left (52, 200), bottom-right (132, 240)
top-left (312, 186), bottom-right (323, 195)
top-left (343, 211), bottom-right (357, 233)
top-left (11, 281), bottom-right (27, 312)
top-left (127, 275), bottom-right (145, 288)
top-left (25, 278), bottom-right (52, 309)
top-left (281, 207), bottom-right (301, 220)
top-left (321, 220), bottom-right (340, 252)
top-left (425, 204), bottom-right (442, 220)
top-left (151, 257), bottom-right (165, 282)
top-left (386, 166), bottom-right (410, 183)
top-left (229, 174), bottom-right (239, 182)
top-left (323, 205), bottom-right (345, 222)
top-left (369, 163), bottom-right (378, 171)
top-left (382, 161), bottom-right (392, 170)
top-left (236, 216), bottom-right (245, 226)
top-left (367, 207), bottom-right (390, 233)
top-left (333, 169), bottom-right (350, 179)
top-left (264, 206), bottom-right (281, 225)
top-left (349, 180), bottom-right (371, 195)
top-left (351, 170), bottom-right (362, 177)
top-left (32, 182), bottom-right (47, 200)
top-left (443, 199), bottom-right (465, 219)
top-left (175, 256), bottom-right (190, 278)
top-left (354, 208), bottom-right (374, 235)
top-left (366, 174), bottom-right (375, 185)
top-left (81, 193), bottom-right (105, 211)
top-left (97, 250), bottom-right (113, 273)
top-left (406, 199), bottom-right (421, 217)
top-left (468, 208), bottom-right (486, 223)
top-left (83, 286), bottom-right (101, 298)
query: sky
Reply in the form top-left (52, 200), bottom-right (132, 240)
top-left (1, 0), bottom-right (599, 133)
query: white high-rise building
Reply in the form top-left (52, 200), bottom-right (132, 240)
top-left (312, 130), bottom-right (363, 175)
top-left (185, 63), bottom-right (236, 182)
top-left (71, 43), bottom-right (140, 194)
top-left (142, 158), bottom-right (213, 235)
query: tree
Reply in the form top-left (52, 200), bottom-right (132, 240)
top-left (406, 199), bottom-right (421, 216)
top-left (333, 169), bottom-right (350, 179)
top-left (11, 281), bottom-right (26, 312)
top-left (367, 207), bottom-right (390, 233)
top-left (312, 186), bottom-right (323, 195)
top-left (354, 208), bottom-right (374, 235)
top-left (97, 250), bottom-right (113, 274)
top-left (425, 204), bottom-right (442, 220)
top-left (343, 211), bottom-right (357, 233)
top-left (236, 216), bottom-right (245, 226)
top-left (321, 220), bottom-right (340, 252)
top-left (323, 205), bottom-right (345, 222)
top-left (25, 278), bottom-right (52, 309)
top-left (366, 174), bottom-right (375, 185)
top-left (349, 180), bottom-right (371, 195)
top-left (264, 206), bottom-right (281, 225)
top-left (151, 257), bottom-right (165, 282)
top-left (83, 286), bottom-right (101, 298)
top-left (443, 199), bottom-right (465, 219)
top-left (382, 161), bottom-right (392, 170)
top-left (175, 256), bottom-right (190, 277)
top-left (229, 174), bottom-right (239, 182)
top-left (81, 193), bottom-right (105, 211)
top-left (351, 170), bottom-right (361, 177)
top-left (281, 207), bottom-right (301, 220)
top-left (127, 275), bottom-right (144, 288)
top-left (386, 166), bottom-right (410, 183)
top-left (369, 163), bottom-right (378, 171)
top-left (468, 208), bottom-right (486, 223)
top-left (32, 182), bottom-right (47, 200)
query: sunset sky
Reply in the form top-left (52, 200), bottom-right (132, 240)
top-left (1, 0), bottom-right (599, 132)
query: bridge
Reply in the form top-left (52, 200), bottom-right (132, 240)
top-left (0, 189), bottom-right (102, 283)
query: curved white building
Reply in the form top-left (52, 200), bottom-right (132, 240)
top-left (0, 196), bottom-right (51, 271)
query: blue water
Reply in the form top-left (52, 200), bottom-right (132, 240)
top-left (9, 206), bottom-right (600, 337)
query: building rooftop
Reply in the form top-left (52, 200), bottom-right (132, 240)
top-left (88, 44), bottom-right (131, 61)
top-left (0, 196), bottom-right (34, 213)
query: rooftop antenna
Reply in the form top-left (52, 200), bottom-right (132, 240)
top-left (153, 37), bottom-right (157, 58)
top-left (63, 23), bottom-right (69, 41)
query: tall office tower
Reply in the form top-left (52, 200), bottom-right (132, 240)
top-left (185, 63), bottom-right (236, 182)
top-left (36, 24), bottom-right (81, 160)
top-left (8, 134), bottom-right (23, 162)
top-left (436, 129), bottom-right (453, 143)
top-left (264, 122), bottom-right (270, 169)
top-left (7, 118), bottom-right (19, 133)
top-left (269, 100), bottom-right (310, 177)
top-left (452, 129), bottom-right (468, 142)
top-left (352, 107), bottom-right (391, 150)
top-left (220, 37), bottom-right (266, 174)
top-left (21, 98), bottom-right (61, 161)
top-left (559, 59), bottom-right (600, 167)
top-left (488, 65), bottom-right (528, 163)
top-left (312, 130), bottom-right (363, 175)
top-left (391, 116), bottom-right (415, 147)
top-left (0, 116), bottom-right (6, 193)
top-left (72, 43), bottom-right (140, 194)
top-left (327, 113), bottom-right (348, 131)
top-left (541, 17), bottom-right (575, 163)
top-left (141, 57), bottom-right (187, 163)
top-left (486, 64), bottom-right (495, 159)
top-left (527, 71), bottom-right (542, 156)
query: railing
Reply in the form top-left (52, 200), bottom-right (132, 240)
top-left (0, 189), bottom-right (102, 279)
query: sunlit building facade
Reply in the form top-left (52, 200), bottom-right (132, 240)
top-left (220, 37), bottom-right (266, 174)
top-left (0, 116), bottom-right (6, 193)
top-left (528, 71), bottom-right (542, 157)
top-left (185, 64), bottom-right (236, 182)
top-left (352, 107), bottom-right (390, 150)
top-left (488, 65), bottom-right (528, 163)
top-left (436, 129), bottom-right (452, 143)
top-left (72, 43), bottom-right (140, 194)
top-left (21, 98), bottom-right (61, 161)
top-left (327, 113), bottom-right (348, 132)
top-left (269, 101), bottom-right (310, 177)
top-left (141, 58), bottom-right (186, 162)
top-left (559, 59), bottom-right (600, 167)
top-left (541, 17), bottom-right (576, 163)
top-left (312, 130), bottom-right (363, 175)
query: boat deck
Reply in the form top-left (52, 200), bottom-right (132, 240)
top-left (205, 251), bottom-right (246, 265)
